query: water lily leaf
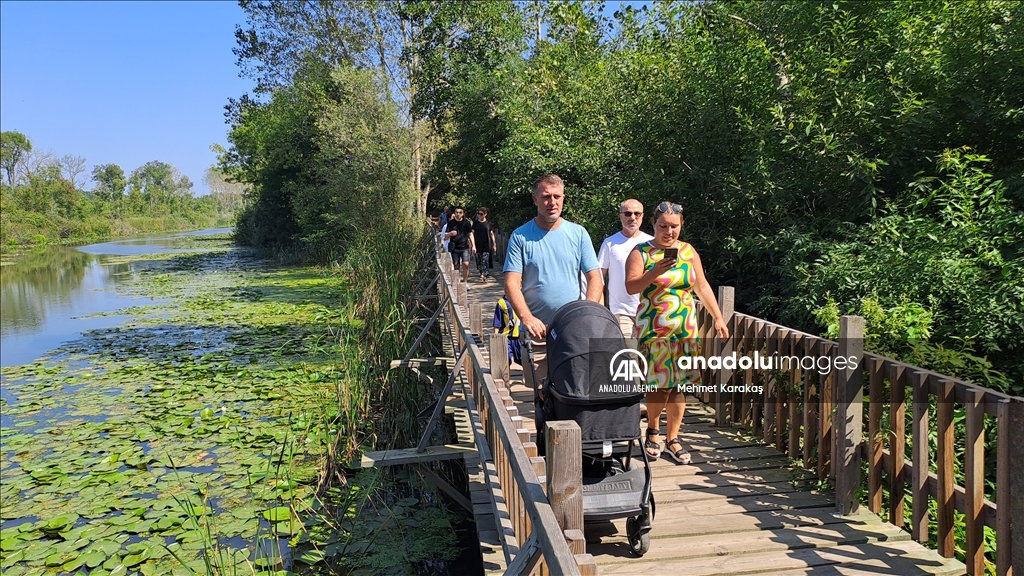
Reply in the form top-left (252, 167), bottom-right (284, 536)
top-left (41, 512), bottom-right (79, 535)
top-left (122, 546), bottom-right (151, 567)
top-left (93, 539), bottom-right (121, 556)
top-left (153, 516), bottom-right (184, 531)
top-left (1, 549), bottom-right (25, 566)
top-left (294, 548), bottom-right (325, 565)
top-left (0, 537), bottom-right (28, 551)
top-left (262, 507), bottom-right (291, 522)
top-left (46, 551), bottom-right (74, 566)
top-left (81, 549), bottom-right (107, 568)
top-left (103, 553), bottom-right (123, 570)
top-left (229, 506), bottom-right (257, 520)
top-left (395, 498), bottom-right (418, 507)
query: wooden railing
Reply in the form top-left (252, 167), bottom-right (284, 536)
top-left (432, 236), bottom-right (595, 575)
top-left (694, 286), bottom-right (1024, 576)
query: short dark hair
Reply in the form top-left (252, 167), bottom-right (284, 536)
top-left (477, 207), bottom-right (489, 216)
top-left (532, 174), bottom-right (563, 194)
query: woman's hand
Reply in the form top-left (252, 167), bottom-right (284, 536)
top-left (651, 255), bottom-right (674, 276)
top-left (713, 318), bottom-right (730, 340)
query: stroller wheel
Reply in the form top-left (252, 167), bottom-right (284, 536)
top-left (626, 517), bottom-right (651, 557)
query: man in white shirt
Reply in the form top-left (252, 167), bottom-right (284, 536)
top-left (598, 199), bottom-right (653, 340)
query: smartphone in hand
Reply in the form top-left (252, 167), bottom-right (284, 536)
top-left (663, 247), bottom-right (678, 261)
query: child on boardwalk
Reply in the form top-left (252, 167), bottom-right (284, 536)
top-left (493, 295), bottom-right (522, 366)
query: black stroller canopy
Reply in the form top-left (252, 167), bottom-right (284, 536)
top-left (546, 300), bottom-right (645, 405)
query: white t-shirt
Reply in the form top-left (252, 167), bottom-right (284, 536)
top-left (598, 230), bottom-right (654, 316)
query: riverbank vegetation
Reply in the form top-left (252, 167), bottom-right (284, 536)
top-left (0, 132), bottom-right (245, 248)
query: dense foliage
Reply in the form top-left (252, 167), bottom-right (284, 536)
top-left (0, 131), bottom-right (243, 247)
top-left (227, 66), bottom-right (413, 260)
top-left (407, 0), bottom-right (1023, 392)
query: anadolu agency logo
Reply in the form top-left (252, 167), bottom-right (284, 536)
top-left (604, 348), bottom-right (658, 394)
top-left (609, 348), bottom-right (648, 382)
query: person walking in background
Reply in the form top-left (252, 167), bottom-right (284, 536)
top-left (625, 201), bottom-right (729, 465)
top-left (473, 207), bottom-right (497, 281)
top-left (446, 206), bottom-right (476, 284)
top-left (493, 294), bottom-right (523, 366)
top-left (439, 205), bottom-right (449, 229)
top-left (504, 174), bottom-right (603, 395)
top-left (599, 199), bottom-right (653, 341)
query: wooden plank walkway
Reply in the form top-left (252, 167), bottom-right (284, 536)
top-left (457, 264), bottom-right (966, 576)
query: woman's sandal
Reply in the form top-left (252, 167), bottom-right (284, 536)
top-left (644, 428), bottom-right (662, 459)
top-left (666, 438), bottom-right (691, 465)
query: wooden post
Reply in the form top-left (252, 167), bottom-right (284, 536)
top-left (1002, 398), bottom-right (1024, 576)
top-left (490, 333), bottom-right (510, 385)
top-left (457, 280), bottom-right (468, 308)
top-left (714, 286), bottom-right (734, 427)
top-left (936, 379), bottom-right (954, 557)
top-left (764, 324), bottom-right (778, 446)
top-left (470, 302), bottom-right (483, 338)
top-left (868, 358), bottom-right (884, 514)
top-left (911, 370), bottom-right (929, 541)
top-left (775, 329), bottom-right (789, 452)
top-left (965, 388), bottom-right (985, 575)
top-left (574, 554), bottom-right (597, 576)
top-left (452, 277), bottom-right (462, 305)
top-left (817, 341), bottom-right (834, 479)
top-left (788, 334), bottom-right (803, 458)
top-left (889, 363), bottom-right (906, 528)
top-left (835, 315), bottom-right (864, 516)
top-left (564, 529), bottom-right (585, 555)
top-left (545, 421), bottom-right (583, 543)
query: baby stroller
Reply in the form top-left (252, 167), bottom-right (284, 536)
top-left (525, 300), bottom-right (654, 556)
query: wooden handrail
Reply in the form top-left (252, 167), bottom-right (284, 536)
top-left (693, 287), bottom-right (1023, 576)
top-left (430, 231), bottom-right (587, 576)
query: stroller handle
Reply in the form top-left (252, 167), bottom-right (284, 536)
top-left (523, 337), bottom-right (541, 396)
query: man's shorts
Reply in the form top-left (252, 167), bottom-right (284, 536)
top-left (615, 314), bottom-right (637, 342)
top-left (450, 248), bottom-right (472, 267)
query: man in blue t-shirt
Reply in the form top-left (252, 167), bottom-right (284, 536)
top-left (503, 174), bottom-right (602, 395)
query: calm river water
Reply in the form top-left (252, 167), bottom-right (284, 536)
top-left (0, 228), bottom-right (232, 369)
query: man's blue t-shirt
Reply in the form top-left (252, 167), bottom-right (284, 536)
top-left (503, 219), bottom-right (600, 325)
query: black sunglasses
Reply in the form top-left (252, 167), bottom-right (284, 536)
top-left (656, 202), bottom-right (683, 214)
top-left (620, 211), bottom-right (642, 217)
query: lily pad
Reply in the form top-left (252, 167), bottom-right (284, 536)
top-left (261, 506), bottom-right (292, 523)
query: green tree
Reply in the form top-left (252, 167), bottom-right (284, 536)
top-left (91, 163), bottom-right (127, 204)
top-left (127, 161), bottom-right (193, 213)
top-left (227, 62), bottom-right (412, 258)
top-left (1, 131), bottom-right (32, 186)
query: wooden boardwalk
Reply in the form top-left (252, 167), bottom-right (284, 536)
top-left (458, 266), bottom-right (966, 576)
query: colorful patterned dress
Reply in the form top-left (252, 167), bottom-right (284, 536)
top-left (634, 241), bottom-right (702, 390)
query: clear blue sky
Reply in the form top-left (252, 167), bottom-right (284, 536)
top-left (1, 1), bottom-right (252, 195)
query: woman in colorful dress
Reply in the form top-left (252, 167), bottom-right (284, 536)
top-left (625, 202), bottom-right (730, 464)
